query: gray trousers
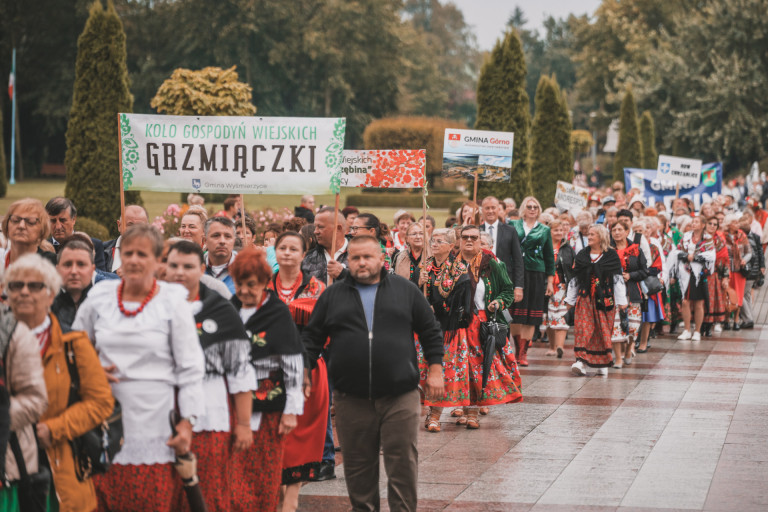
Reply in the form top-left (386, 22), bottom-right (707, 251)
top-left (741, 279), bottom-right (756, 323)
top-left (334, 388), bottom-right (420, 512)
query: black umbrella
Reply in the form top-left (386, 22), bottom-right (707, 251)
top-left (170, 411), bottom-right (209, 512)
top-left (480, 321), bottom-right (507, 391)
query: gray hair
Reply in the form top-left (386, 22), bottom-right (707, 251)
top-left (204, 216), bottom-right (235, 237)
top-left (4, 253), bottom-right (62, 296)
top-left (480, 232), bottom-right (493, 247)
top-left (431, 228), bottom-right (455, 245)
top-left (589, 224), bottom-right (611, 252)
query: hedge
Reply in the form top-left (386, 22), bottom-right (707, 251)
top-left (346, 192), bottom-right (462, 209)
top-left (75, 217), bottom-right (111, 241)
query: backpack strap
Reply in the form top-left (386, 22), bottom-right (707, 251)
top-left (63, 340), bottom-right (81, 407)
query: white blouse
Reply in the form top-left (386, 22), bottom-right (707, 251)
top-left (73, 280), bottom-right (205, 465)
top-left (239, 302), bottom-right (304, 432)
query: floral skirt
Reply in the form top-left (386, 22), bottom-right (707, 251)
top-left (611, 302), bottom-right (642, 342)
top-left (95, 463), bottom-right (179, 512)
top-left (729, 273), bottom-right (746, 307)
top-left (282, 359), bottom-right (328, 485)
top-left (573, 295), bottom-right (615, 368)
top-left (230, 412), bottom-right (284, 512)
top-left (547, 284), bottom-right (569, 331)
top-left (174, 431), bottom-right (232, 512)
top-left (425, 311), bottom-right (522, 407)
top-left (704, 273), bottom-right (726, 323)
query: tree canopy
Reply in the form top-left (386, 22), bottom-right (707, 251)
top-left (531, 75), bottom-right (572, 206)
top-left (151, 66), bottom-right (257, 116)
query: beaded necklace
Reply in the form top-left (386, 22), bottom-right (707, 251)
top-left (275, 271), bottom-right (302, 304)
top-left (117, 279), bottom-right (158, 317)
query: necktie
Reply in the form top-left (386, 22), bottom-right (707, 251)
top-left (488, 224), bottom-right (495, 249)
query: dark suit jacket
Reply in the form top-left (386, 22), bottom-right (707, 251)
top-left (103, 238), bottom-right (118, 273)
top-left (50, 236), bottom-right (107, 272)
top-left (481, 222), bottom-right (524, 288)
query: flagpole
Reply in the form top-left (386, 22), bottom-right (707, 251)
top-left (9, 47), bottom-right (17, 185)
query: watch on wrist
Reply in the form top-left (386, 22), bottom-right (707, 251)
top-left (183, 415), bottom-right (197, 427)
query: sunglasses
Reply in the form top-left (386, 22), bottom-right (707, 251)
top-left (461, 235), bottom-right (479, 241)
top-left (7, 281), bottom-right (46, 292)
top-left (525, 204), bottom-right (540, 210)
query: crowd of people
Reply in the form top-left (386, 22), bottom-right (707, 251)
top-left (0, 175), bottom-right (764, 512)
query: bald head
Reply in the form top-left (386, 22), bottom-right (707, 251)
top-left (118, 205), bottom-right (149, 234)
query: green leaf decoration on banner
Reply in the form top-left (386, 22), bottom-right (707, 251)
top-left (120, 113), bottom-right (137, 189)
top-left (326, 118), bottom-right (346, 195)
top-left (423, 181), bottom-right (430, 210)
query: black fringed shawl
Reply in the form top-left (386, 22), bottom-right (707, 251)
top-left (195, 283), bottom-right (252, 376)
top-left (572, 247), bottom-right (623, 311)
top-left (231, 289), bottom-right (305, 361)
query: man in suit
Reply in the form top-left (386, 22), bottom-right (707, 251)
top-left (103, 205), bottom-right (150, 275)
top-left (45, 197), bottom-right (107, 272)
top-left (480, 196), bottom-right (524, 303)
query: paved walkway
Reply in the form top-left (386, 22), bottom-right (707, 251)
top-left (299, 320), bottom-right (768, 511)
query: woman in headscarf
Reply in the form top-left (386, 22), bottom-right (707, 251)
top-left (565, 224), bottom-right (627, 377)
top-left (546, 219), bottom-right (575, 358)
top-left (392, 222), bottom-right (426, 287)
top-left (722, 213), bottom-right (752, 330)
top-left (229, 246), bottom-right (305, 511)
top-left (424, 225), bottom-right (522, 430)
top-left (701, 216), bottom-right (728, 337)
top-left (267, 232), bottom-right (328, 512)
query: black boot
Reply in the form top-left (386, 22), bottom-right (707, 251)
top-left (703, 323), bottom-right (713, 337)
top-left (723, 321), bottom-right (731, 331)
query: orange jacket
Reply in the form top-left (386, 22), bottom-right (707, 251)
top-left (40, 314), bottom-right (114, 512)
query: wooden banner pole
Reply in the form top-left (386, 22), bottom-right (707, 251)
top-left (675, 182), bottom-right (680, 199)
top-left (473, 169), bottom-right (479, 205)
top-left (328, 193), bottom-right (341, 285)
top-left (240, 194), bottom-right (247, 238)
top-left (421, 190), bottom-right (429, 297)
top-left (117, 114), bottom-right (126, 233)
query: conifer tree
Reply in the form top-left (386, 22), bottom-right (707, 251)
top-left (473, 30), bottom-right (532, 202)
top-left (0, 107), bottom-right (7, 198)
top-left (613, 87), bottom-right (643, 182)
top-left (65, 0), bottom-right (139, 237)
top-left (531, 75), bottom-right (572, 207)
top-left (640, 111), bottom-right (658, 170)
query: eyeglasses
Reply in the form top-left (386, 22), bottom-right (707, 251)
top-left (525, 205), bottom-right (540, 210)
top-left (461, 235), bottom-right (479, 241)
top-left (6, 281), bottom-right (46, 292)
top-left (408, 233), bottom-right (424, 238)
top-left (349, 226), bottom-right (372, 232)
top-left (430, 239), bottom-right (450, 246)
top-left (8, 215), bottom-right (40, 226)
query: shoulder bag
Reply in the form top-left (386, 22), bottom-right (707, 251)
top-left (63, 340), bottom-right (123, 482)
top-left (8, 432), bottom-right (50, 512)
top-left (640, 275), bottom-right (663, 296)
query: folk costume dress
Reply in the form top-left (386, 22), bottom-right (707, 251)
top-left (610, 243), bottom-right (648, 342)
top-left (72, 280), bottom-right (206, 512)
top-left (643, 239), bottom-right (666, 324)
top-left (267, 272), bottom-right (329, 485)
top-left (174, 283), bottom-right (254, 512)
top-left (426, 250), bottom-right (522, 407)
top-left (725, 230), bottom-right (752, 307)
top-left (669, 232), bottom-right (715, 303)
top-left (420, 254), bottom-right (453, 385)
top-left (565, 248), bottom-right (627, 368)
top-left (704, 231), bottom-right (729, 324)
top-left (509, 220), bottom-right (555, 325)
top-left (548, 240), bottom-right (575, 331)
top-left (230, 290), bottom-right (304, 512)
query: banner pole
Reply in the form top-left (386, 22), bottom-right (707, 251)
top-left (240, 194), bottom-right (246, 238)
top-left (473, 169), bottom-right (479, 204)
top-left (421, 190), bottom-right (429, 297)
top-left (117, 113), bottom-right (126, 233)
top-left (329, 192), bottom-right (340, 285)
top-left (9, 48), bottom-right (16, 185)
top-left (675, 182), bottom-right (680, 199)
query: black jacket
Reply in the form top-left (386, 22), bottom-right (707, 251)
top-left (301, 245), bottom-right (349, 285)
top-left (51, 284), bottom-right (92, 333)
top-left (613, 243), bottom-right (649, 303)
top-left (555, 242), bottom-right (576, 286)
top-left (103, 238), bottom-right (118, 272)
top-left (302, 270), bottom-right (443, 399)
top-left (481, 222), bottom-right (524, 288)
top-left (50, 236), bottom-right (107, 272)
top-left (745, 231), bottom-right (765, 280)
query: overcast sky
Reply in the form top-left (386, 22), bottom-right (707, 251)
top-left (451, 0), bottom-right (603, 51)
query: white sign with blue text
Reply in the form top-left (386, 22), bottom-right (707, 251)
top-left (656, 154), bottom-right (702, 187)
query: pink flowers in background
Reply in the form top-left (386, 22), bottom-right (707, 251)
top-left (248, 207), bottom-right (294, 241)
top-left (154, 203), bottom-right (185, 237)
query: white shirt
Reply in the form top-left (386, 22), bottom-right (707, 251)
top-left (484, 220), bottom-right (499, 255)
top-left (324, 238), bottom-right (349, 264)
top-left (73, 280), bottom-right (205, 465)
top-left (110, 236), bottom-right (122, 272)
top-left (564, 252), bottom-right (628, 307)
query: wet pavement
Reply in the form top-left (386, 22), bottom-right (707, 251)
top-left (298, 323), bottom-right (768, 511)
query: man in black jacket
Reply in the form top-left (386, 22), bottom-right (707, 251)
top-left (45, 197), bottom-right (107, 272)
top-left (302, 235), bottom-right (444, 512)
top-left (480, 196), bottom-right (524, 300)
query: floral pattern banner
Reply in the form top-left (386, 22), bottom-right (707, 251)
top-left (339, 149), bottom-right (426, 189)
top-left (119, 113), bottom-right (346, 195)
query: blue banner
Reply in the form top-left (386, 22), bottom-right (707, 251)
top-left (624, 162), bottom-right (722, 210)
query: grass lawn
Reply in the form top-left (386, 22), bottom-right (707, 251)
top-left (1, 179), bottom-right (453, 231)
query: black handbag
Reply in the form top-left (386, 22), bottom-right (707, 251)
top-left (63, 341), bottom-right (124, 481)
top-left (564, 307), bottom-right (575, 327)
top-left (9, 432), bottom-right (50, 512)
top-left (252, 369), bottom-right (287, 413)
top-left (641, 275), bottom-right (663, 296)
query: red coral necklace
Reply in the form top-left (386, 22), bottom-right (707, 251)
top-left (118, 279), bottom-right (158, 317)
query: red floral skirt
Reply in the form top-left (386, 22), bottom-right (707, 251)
top-left (167, 430), bottom-right (231, 512)
top-left (705, 273), bottom-right (726, 323)
top-left (282, 359), bottom-right (328, 485)
top-left (573, 295), bottom-right (615, 368)
top-left (230, 412), bottom-right (285, 512)
top-left (729, 273), bottom-right (746, 306)
top-left (95, 463), bottom-right (179, 512)
top-left (425, 311), bottom-right (522, 407)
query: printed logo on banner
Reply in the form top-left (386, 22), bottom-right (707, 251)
top-left (702, 165), bottom-right (717, 186)
top-left (340, 150), bottom-right (425, 188)
top-left (192, 179), bottom-right (201, 190)
top-left (660, 162), bottom-right (671, 175)
top-left (442, 128), bottom-right (514, 182)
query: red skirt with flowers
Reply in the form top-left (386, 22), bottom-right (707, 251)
top-left (95, 463), bottom-right (179, 512)
top-left (230, 412), bottom-right (284, 512)
top-left (574, 295), bottom-right (615, 368)
top-left (425, 311), bottom-right (522, 407)
top-left (282, 359), bottom-right (328, 485)
top-left (169, 430), bottom-right (231, 512)
top-left (704, 272), bottom-right (726, 323)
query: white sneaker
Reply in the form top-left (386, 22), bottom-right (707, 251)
top-left (678, 330), bottom-right (692, 340)
top-left (692, 331), bottom-right (701, 342)
top-left (571, 361), bottom-right (586, 376)
top-left (596, 367), bottom-right (608, 376)
top-left (713, 323), bottom-right (723, 333)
